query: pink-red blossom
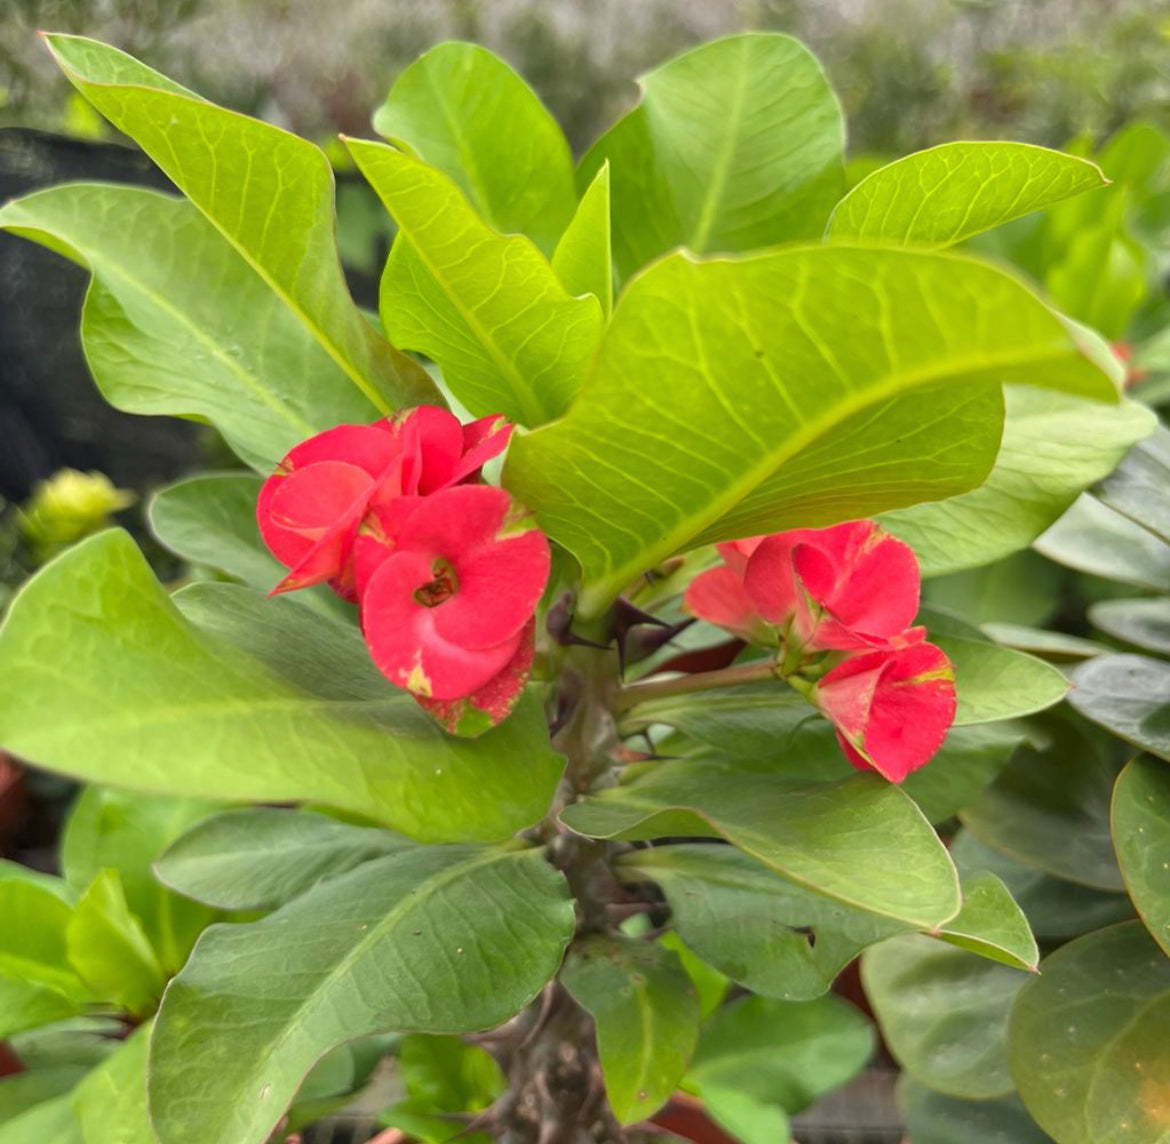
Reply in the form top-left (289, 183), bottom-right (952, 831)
top-left (812, 633), bottom-right (956, 782)
top-left (256, 408), bottom-right (511, 599)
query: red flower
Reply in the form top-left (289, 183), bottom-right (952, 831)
top-left (359, 485), bottom-right (549, 702)
top-left (256, 408), bottom-right (511, 599)
top-left (813, 634), bottom-right (956, 782)
top-left (685, 521), bottom-right (919, 653)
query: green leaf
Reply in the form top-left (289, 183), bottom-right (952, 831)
top-left (0, 532), bottom-right (564, 843)
top-left (1112, 756), bottom-right (1170, 956)
top-left (347, 137), bottom-right (603, 426)
top-left (561, 936), bottom-right (699, 1125)
top-left (506, 246), bottom-right (1118, 617)
top-left (827, 142), bottom-right (1107, 247)
top-left (0, 1091), bottom-right (82, 1144)
top-left (898, 1078), bottom-right (1052, 1144)
top-left (1089, 598), bottom-right (1170, 655)
top-left (150, 845), bottom-right (573, 1144)
top-left (1037, 494), bottom-right (1170, 590)
top-left (951, 830), bottom-right (1135, 941)
top-left (980, 624), bottom-right (1106, 661)
top-left (924, 550), bottom-right (1062, 627)
top-left (1070, 654), bottom-right (1170, 763)
top-left (563, 764), bottom-right (960, 928)
top-left (881, 389), bottom-right (1154, 577)
top-left (616, 844), bottom-right (904, 1000)
top-left (686, 994), bottom-right (873, 1115)
top-left (1046, 222), bottom-right (1147, 341)
top-left (552, 161), bottom-right (613, 316)
top-left (1008, 921), bottom-right (1170, 1144)
top-left (72, 1026), bottom-right (155, 1144)
top-left (934, 633), bottom-right (1069, 725)
top-left (398, 1033), bottom-right (503, 1113)
top-left (962, 717), bottom-right (1125, 891)
top-left (44, 33), bottom-right (438, 414)
top-left (862, 934), bottom-right (1027, 1100)
top-left (61, 786), bottom-right (219, 975)
top-left (0, 184), bottom-right (382, 472)
top-left (580, 33), bottom-right (844, 282)
top-left (156, 807), bottom-right (413, 911)
top-left (0, 1069), bottom-right (89, 1124)
top-left (934, 872), bottom-right (1039, 972)
top-left (657, 931), bottom-right (728, 1020)
top-left (372, 41), bottom-right (576, 253)
top-left (65, 870), bottom-right (164, 1016)
top-left (1094, 423), bottom-right (1170, 544)
top-left (692, 1086), bottom-right (791, 1144)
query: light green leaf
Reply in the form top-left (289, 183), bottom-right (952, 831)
top-left (0, 183), bottom-right (382, 472)
top-left (0, 532), bottom-right (563, 843)
top-left (62, 786), bottom-right (219, 976)
top-left (1046, 222), bottom-right (1147, 341)
top-left (686, 994), bottom-right (873, 1115)
top-left (862, 934), bottom-right (1027, 1100)
top-left (581, 33), bottom-right (844, 282)
top-left (156, 807), bottom-right (413, 911)
top-left (1037, 494), bottom-right (1170, 590)
top-left (398, 1033), bottom-right (503, 1114)
top-left (372, 41), bottom-right (576, 253)
top-left (562, 764), bottom-right (960, 928)
top-left (951, 830), bottom-right (1135, 941)
top-left (962, 717), bottom-right (1125, 891)
top-left (657, 931), bottom-right (728, 1020)
top-left (66, 871), bottom-right (164, 1016)
top-left (44, 33), bottom-right (438, 414)
top-left (348, 137), bottom-right (603, 427)
top-left (980, 624), bottom-right (1106, 660)
top-left (827, 142), bottom-right (1107, 247)
top-left (0, 979), bottom-right (82, 1044)
top-left (149, 845), bottom-right (573, 1144)
top-left (1070, 654), bottom-right (1170, 763)
top-left (898, 1078), bottom-right (1051, 1144)
top-left (72, 1026), bottom-right (155, 1144)
top-left (0, 1069), bottom-right (88, 1124)
top-left (1113, 756), bottom-right (1170, 957)
top-left (506, 246), bottom-right (1118, 617)
top-left (552, 161), bottom-right (612, 315)
top-left (561, 936), bottom-right (699, 1125)
top-left (1008, 922), bottom-right (1170, 1144)
top-left (1094, 423), bottom-right (1170, 544)
top-left (882, 388), bottom-right (1154, 577)
top-left (0, 1091), bottom-right (82, 1144)
top-left (692, 1085), bottom-right (791, 1144)
top-left (616, 844), bottom-right (904, 1000)
top-left (1089, 598), bottom-right (1170, 655)
top-left (934, 633), bottom-right (1069, 725)
top-left (934, 872), bottom-right (1039, 972)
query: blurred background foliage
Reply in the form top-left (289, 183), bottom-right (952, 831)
top-left (3, 0), bottom-right (1170, 158)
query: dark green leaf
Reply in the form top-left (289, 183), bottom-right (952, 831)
top-left (934, 872), bottom-right (1039, 972)
top-left (156, 807), bottom-right (413, 911)
top-left (1089, 598), bottom-right (1170, 655)
top-left (563, 764), bottom-right (960, 928)
top-left (507, 246), bottom-right (1118, 616)
top-left (1070, 654), bottom-right (1170, 763)
top-left (933, 633), bottom-right (1069, 725)
top-left (372, 42), bottom-right (576, 253)
top-left (1095, 424), bottom-right (1170, 544)
top-left (580, 33), bottom-right (844, 281)
top-left (827, 142), bottom-right (1106, 247)
top-left (0, 184), bottom-right (382, 472)
top-left (1008, 921), bottom-right (1170, 1144)
top-left (45, 34), bottom-right (438, 414)
top-left (348, 137), bottom-right (603, 426)
top-left (616, 844), bottom-right (904, 1000)
top-left (1112, 756), bottom-right (1170, 956)
top-left (862, 935), bottom-right (1027, 1100)
top-left (561, 936), bottom-right (700, 1125)
top-left (150, 845), bottom-right (573, 1144)
top-left (962, 717), bottom-right (1125, 891)
top-left (898, 1078), bottom-right (1052, 1144)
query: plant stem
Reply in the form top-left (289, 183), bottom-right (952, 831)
top-left (612, 659), bottom-right (783, 712)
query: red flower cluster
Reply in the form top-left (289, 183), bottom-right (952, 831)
top-left (684, 521), bottom-right (955, 782)
top-left (257, 408), bottom-right (550, 734)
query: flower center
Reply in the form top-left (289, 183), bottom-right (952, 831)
top-left (414, 557), bottom-right (458, 608)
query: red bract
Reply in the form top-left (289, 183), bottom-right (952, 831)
top-left (686, 521), bottom-right (919, 653)
top-left (813, 635), bottom-right (956, 782)
top-left (360, 485), bottom-right (550, 702)
top-left (256, 408), bottom-right (511, 598)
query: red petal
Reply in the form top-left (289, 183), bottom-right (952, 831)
top-left (715, 537), bottom-right (764, 576)
top-left (741, 533), bottom-right (803, 625)
top-left (415, 619), bottom-right (535, 736)
top-left (684, 565), bottom-right (768, 642)
top-left (390, 406), bottom-right (464, 494)
top-left (452, 414), bottom-right (513, 485)
top-left (361, 549), bottom-right (522, 699)
top-left (279, 422), bottom-right (403, 479)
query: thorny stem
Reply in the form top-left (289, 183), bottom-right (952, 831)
top-left (612, 658), bottom-right (789, 713)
